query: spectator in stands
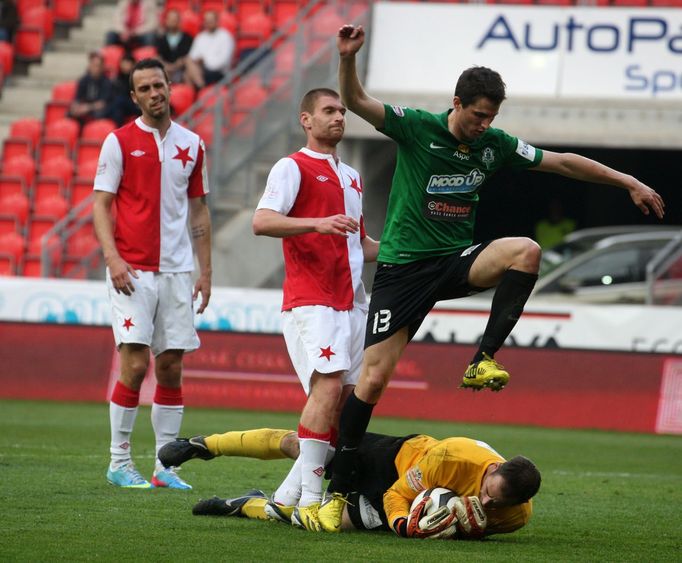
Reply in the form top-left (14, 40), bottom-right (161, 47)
top-left (108, 53), bottom-right (140, 126)
top-left (106, 0), bottom-right (158, 53)
top-left (534, 198), bottom-right (576, 250)
top-left (69, 52), bottom-right (114, 127)
top-left (0, 0), bottom-right (18, 42)
top-left (185, 11), bottom-right (234, 90)
top-left (155, 9), bottom-right (193, 85)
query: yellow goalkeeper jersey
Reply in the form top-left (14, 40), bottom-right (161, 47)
top-left (383, 435), bottom-right (532, 535)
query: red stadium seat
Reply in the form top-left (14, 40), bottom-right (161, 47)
top-left (22, 256), bottom-right (43, 276)
top-left (75, 158), bottom-right (98, 182)
top-left (10, 117), bottom-right (42, 149)
top-left (34, 193), bottom-right (69, 220)
top-left (53, 0), bottom-right (83, 24)
top-left (194, 118), bottom-right (215, 148)
top-left (81, 118), bottom-right (117, 142)
top-left (0, 41), bottom-right (14, 76)
top-left (236, 0), bottom-right (268, 22)
top-left (23, 6), bottom-right (54, 42)
top-left (198, 0), bottom-right (226, 13)
top-left (651, 0), bottom-right (682, 5)
top-left (180, 10), bottom-right (202, 37)
top-left (1, 192), bottom-right (30, 226)
top-left (16, 0), bottom-right (44, 18)
top-left (66, 230), bottom-right (99, 259)
top-left (40, 156), bottom-right (74, 188)
top-left (44, 118), bottom-right (80, 150)
top-left (2, 155), bottom-right (36, 189)
top-left (70, 178), bottom-right (93, 207)
top-left (0, 216), bottom-right (19, 237)
top-left (2, 138), bottom-right (33, 164)
top-left (0, 253), bottom-right (15, 275)
top-left (237, 11), bottom-right (272, 54)
top-left (34, 177), bottom-right (66, 202)
top-left (75, 141), bottom-right (102, 171)
top-left (100, 44), bottom-right (125, 78)
top-left (14, 26), bottom-right (44, 63)
top-left (0, 175), bottom-right (27, 200)
top-left (0, 231), bottom-right (26, 264)
top-left (38, 139), bottom-right (71, 167)
top-left (170, 83), bottom-right (196, 116)
top-left (132, 45), bottom-right (158, 62)
top-left (51, 80), bottom-right (78, 102)
top-left (165, 0), bottom-right (192, 11)
top-left (217, 11), bottom-right (238, 35)
top-left (44, 101), bottom-right (70, 126)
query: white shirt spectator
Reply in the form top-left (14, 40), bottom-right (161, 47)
top-left (188, 28), bottom-right (234, 73)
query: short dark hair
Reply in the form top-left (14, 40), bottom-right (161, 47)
top-left (129, 58), bottom-right (169, 91)
top-left (299, 88), bottom-right (341, 114)
top-left (454, 66), bottom-right (506, 107)
top-left (494, 455), bottom-right (541, 504)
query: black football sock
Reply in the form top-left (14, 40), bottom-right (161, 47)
top-left (327, 391), bottom-right (375, 495)
top-left (472, 269), bottom-right (538, 364)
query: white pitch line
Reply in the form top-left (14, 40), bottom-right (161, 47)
top-left (552, 469), bottom-right (682, 479)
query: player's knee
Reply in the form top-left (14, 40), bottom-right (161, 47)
top-left (513, 237), bottom-right (541, 272)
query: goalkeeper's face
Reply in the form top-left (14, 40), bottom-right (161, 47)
top-left (480, 472), bottom-right (514, 510)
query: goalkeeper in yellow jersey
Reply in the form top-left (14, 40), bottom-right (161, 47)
top-left (159, 429), bottom-right (540, 539)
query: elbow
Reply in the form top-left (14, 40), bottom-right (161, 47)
top-left (252, 217), bottom-right (265, 236)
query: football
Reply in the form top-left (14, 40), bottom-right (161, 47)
top-left (407, 487), bottom-right (458, 539)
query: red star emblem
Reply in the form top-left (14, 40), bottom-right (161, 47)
top-left (122, 317), bottom-right (135, 331)
top-left (173, 145), bottom-right (194, 168)
top-left (348, 176), bottom-right (362, 196)
top-left (319, 346), bottom-right (336, 361)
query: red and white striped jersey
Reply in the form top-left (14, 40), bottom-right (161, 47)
top-left (94, 117), bottom-right (208, 272)
top-left (257, 147), bottom-right (368, 312)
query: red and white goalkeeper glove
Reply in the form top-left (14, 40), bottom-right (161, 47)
top-left (452, 496), bottom-right (487, 539)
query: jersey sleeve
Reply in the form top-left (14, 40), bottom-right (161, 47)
top-left (93, 132), bottom-right (123, 193)
top-left (256, 157), bottom-right (301, 215)
top-left (497, 129), bottom-right (544, 169)
top-left (378, 103), bottom-right (423, 144)
top-left (188, 137), bottom-right (209, 197)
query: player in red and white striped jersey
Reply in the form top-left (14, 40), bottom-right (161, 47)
top-left (252, 88), bottom-right (379, 530)
top-left (93, 58), bottom-right (212, 490)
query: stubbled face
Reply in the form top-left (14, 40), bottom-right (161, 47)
top-left (479, 471), bottom-right (514, 510)
top-left (130, 67), bottom-right (170, 121)
top-left (302, 95), bottom-right (346, 146)
top-left (452, 96), bottom-right (500, 142)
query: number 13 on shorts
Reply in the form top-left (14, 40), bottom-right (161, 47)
top-left (372, 309), bottom-right (391, 334)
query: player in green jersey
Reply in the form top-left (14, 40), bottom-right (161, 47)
top-left (316, 24), bottom-right (666, 533)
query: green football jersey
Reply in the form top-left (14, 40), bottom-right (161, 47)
top-left (377, 104), bottom-right (543, 264)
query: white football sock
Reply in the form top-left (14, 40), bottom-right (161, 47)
top-left (109, 402), bottom-right (138, 468)
top-left (273, 457), bottom-right (303, 506)
top-left (298, 437), bottom-right (330, 507)
top-left (151, 403), bottom-right (183, 472)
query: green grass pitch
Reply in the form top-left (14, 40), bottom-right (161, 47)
top-left (1, 399), bottom-right (681, 562)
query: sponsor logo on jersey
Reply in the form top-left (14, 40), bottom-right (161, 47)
top-left (426, 169), bottom-right (485, 193)
top-left (316, 175), bottom-right (329, 182)
top-left (430, 142), bottom-right (447, 149)
top-left (423, 196), bottom-right (474, 222)
top-left (452, 150), bottom-right (470, 161)
top-left (482, 147), bottom-right (495, 169)
top-left (391, 105), bottom-right (406, 117)
top-left (516, 139), bottom-right (536, 162)
top-left (130, 150), bottom-right (145, 157)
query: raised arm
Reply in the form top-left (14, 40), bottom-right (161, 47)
top-left (535, 150), bottom-right (665, 219)
top-left (337, 25), bottom-right (385, 129)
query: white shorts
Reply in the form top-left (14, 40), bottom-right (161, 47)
top-left (106, 269), bottom-right (200, 356)
top-left (282, 305), bottom-right (366, 395)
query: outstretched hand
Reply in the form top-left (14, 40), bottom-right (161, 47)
top-left (629, 181), bottom-right (665, 219)
top-left (337, 24), bottom-right (365, 57)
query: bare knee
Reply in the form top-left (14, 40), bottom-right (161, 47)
top-left (155, 350), bottom-right (184, 387)
top-left (509, 237), bottom-right (541, 273)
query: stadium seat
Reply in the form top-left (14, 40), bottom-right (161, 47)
top-left (34, 177), bottom-right (66, 202)
top-left (170, 83), bottom-right (196, 116)
top-left (27, 217), bottom-right (61, 256)
top-left (218, 11), bottom-right (238, 36)
top-left (2, 138), bottom-right (33, 164)
top-left (272, 0), bottom-right (299, 28)
top-left (100, 44), bottom-right (125, 78)
top-left (44, 118), bottom-right (80, 150)
top-left (44, 101), bottom-right (71, 126)
top-left (194, 118), bottom-right (215, 148)
top-left (75, 141), bottom-right (102, 172)
top-left (38, 139), bottom-right (71, 167)
top-left (16, 0), bottom-right (43, 17)
top-left (2, 155), bottom-right (36, 189)
top-left (0, 175), bottom-right (26, 200)
top-left (34, 193), bottom-right (69, 220)
top-left (66, 230), bottom-right (99, 259)
top-left (0, 216), bottom-right (19, 237)
top-left (53, 0), bottom-right (83, 24)
top-left (198, 0), bottom-right (226, 13)
top-left (70, 179), bottom-right (93, 206)
top-left (14, 26), bottom-right (44, 63)
top-left (10, 117), bottom-right (42, 149)
top-left (165, 0), bottom-right (193, 11)
top-left (75, 159), bottom-right (98, 182)
top-left (1, 192), bottom-right (30, 226)
top-left (0, 231), bottom-right (26, 265)
top-left (81, 118), bottom-right (117, 142)
top-left (236, 0), bottom-right (269, 22)
top-left (0, 41), bottom-right (14, 76)
top-left (651, 0), bottom-right (682, 5)
top-left (232, 79), bottom-right (268, 134)
top-left (51, 80), bottom-right (78, 102)
top-left (306, 7), bottom-right (343, 61)
top-left (22, 256), bottom-right (44, 277)
top-left (132, 45), bottom-right (158, 62)
top-left (180, 10), bottom-right (202, 37)
top-left (237, 11), bottom-right (272, 54)
top-left (23, 6), bottom-right (54, 42)
top-left (610, 0), bottom-right (648, 4)
top-left (40, 156), bottom-right (74, 188)
top-left (0, 253), bottom-right (15, 275)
